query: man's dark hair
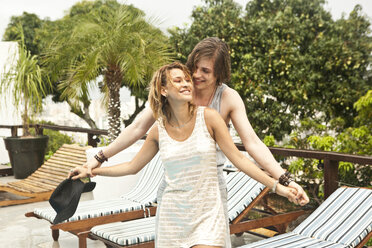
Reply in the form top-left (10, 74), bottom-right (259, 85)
top-left (186, 37), bottom-right (231, 85)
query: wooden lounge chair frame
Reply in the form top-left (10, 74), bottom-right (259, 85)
top-left (0, 144), bottom-right (90, 207)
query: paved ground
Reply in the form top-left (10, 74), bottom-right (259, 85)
top-left (0, 174), bottom-right (264, 248)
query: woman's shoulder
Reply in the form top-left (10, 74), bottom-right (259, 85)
top-left (203, 106), bottom-right (221, 120)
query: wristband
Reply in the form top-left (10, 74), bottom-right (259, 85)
top-left (94, 154), bottom-right (105, 163)
top-left (98, 150), bottom-right (108, 162)
top-left (272, 180), bottom-right (279, 193)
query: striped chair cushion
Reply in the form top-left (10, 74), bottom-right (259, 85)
top-left (91, 216), bottom-right (156, 246)
top-left (226, 171), bottom-right (266, 222)
top-left (34, 198), bottom-right (143, 223)
top-left (241, 187), bottom-right (372, 248)
top-left (34, 153), bottom-right (163, 223)
top-left (121, 153), bottom-right (163, 206)
top-left (240, 232), bottom-right (345, 248)
top-left (294, 187), bottom-right (372, 247)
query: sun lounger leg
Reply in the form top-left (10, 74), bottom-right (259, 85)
top-left (52, 229), bottom-right (59, 241)
top-left (78, 231), bottom-right (89, 248)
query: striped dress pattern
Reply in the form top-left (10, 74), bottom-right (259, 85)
top-left (156, 106), bottom-right (228, 247)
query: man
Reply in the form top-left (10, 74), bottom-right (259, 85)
top-left (86, 37), bottom-right (309, 205)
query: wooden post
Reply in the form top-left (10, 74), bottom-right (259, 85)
top-left (324, 159), bottom-right (339, 199)
top-left (11, 126), bottom-right (18, 137)
top-left (87, 133), bottom-right (97, 147)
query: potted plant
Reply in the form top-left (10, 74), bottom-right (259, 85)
top-left (0, 26), bottom-right (50, 179)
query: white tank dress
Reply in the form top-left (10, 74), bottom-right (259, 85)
top-left (155, 107), bottom-right (228, 247)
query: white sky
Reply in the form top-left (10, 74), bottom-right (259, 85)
top-left (0, 0), bottom-right (371, 38)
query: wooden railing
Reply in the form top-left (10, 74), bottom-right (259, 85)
top-left (0, 124), bottom-right (107, 147)
top-left (1, 124), bottom-right (371, 198)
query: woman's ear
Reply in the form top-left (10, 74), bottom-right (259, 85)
top-left (161, 88), bottom-right (167, 97)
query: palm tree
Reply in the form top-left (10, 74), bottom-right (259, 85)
top-left (0, 25), bottom-right (49, 136)
top-left (44, 3), bottom-right (171, 141)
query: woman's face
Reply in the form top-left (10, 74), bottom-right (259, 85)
top-left (192, 57), bottom-right (217, 92)
top-left (163, 68), bottom-right (193, 103)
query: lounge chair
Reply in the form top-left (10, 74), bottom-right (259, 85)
top-left (25, 152), bottom-right (163, 248)
top-left (0, 144), bottom-right (90, 207)
top-left (89, 171), bottom-right (306, 247)
top-left (240, 187), bottom-right (372, 248)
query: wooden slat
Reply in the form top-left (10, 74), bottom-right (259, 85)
top-left (51, 154), bottom-right (86, 164)
top-left (29, 174), bottom-right (64, 185)
top-left (33, 170), bottom-right (67, 180)
top-left (8, 180), bottom-right (46, 193)
top-left (57, 149), bottom-right (87, 157)
top-left (45, 159), bottom-right (83, 169)
top-left (10, 179), bottom-right (51, 192)
top-left (38, 167), bottom-right (69, 177)
top-left (42, 163), bottom-right (74, 173)
top-left (24, 176), bottom-right (58, 188)
top-left (54, 150), bottom-right (87, 159)
top-left (22, 178), bottom-right (55, 191)
top-left (47, 156), bottom-right (86, 165)
top-left (61, 144), bottom-right (91, 151)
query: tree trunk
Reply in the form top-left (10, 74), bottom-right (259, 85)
top-left (67, 100), bottom-right (98, 129)
top-left (22, 102), bottom-right (30, 136)
top-left (105, 64), bottom-right (123, 142)
top-left (123, 97), bottom-right (146, 127)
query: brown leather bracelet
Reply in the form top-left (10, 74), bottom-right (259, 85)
top-left (94, 154), bottom-right (105, 164)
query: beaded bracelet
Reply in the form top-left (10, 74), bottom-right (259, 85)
top-left (279, 171), bottom-right (293, 186)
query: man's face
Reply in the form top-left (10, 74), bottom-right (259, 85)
top-left (192, 57), bottom-right (217, 91)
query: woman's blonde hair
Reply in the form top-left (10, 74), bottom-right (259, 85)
top-left (149, 62), bottom-right (196, 124)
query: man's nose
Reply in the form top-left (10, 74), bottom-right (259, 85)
top-left (193, 68), bottom-right (201, 78)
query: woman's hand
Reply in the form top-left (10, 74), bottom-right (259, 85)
top-left (68, 166), bottom-right (90, 180)
top-left (82, 158), bottom-right (101, 178)
top-left (288, 181), bottom-right (310, 206)
top-left (275, 184), bottom-right (299, 205)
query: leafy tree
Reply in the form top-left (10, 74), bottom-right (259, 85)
top-left (2, 12), bottom-right (44, 55)
top-left (278, 91), bottom-right (372, 202)
top-left (169, 0), bottom-right (372, 140)
top-left (44, 1), bottom-right (171, 140)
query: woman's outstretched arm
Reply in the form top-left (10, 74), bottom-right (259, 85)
top-left (70, 125), bottom-right (159, 179)
top-left (84, 107), bottom-right (156, 176)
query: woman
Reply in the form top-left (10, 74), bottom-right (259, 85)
top-left (71, 62), bottom-right (298, 248)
